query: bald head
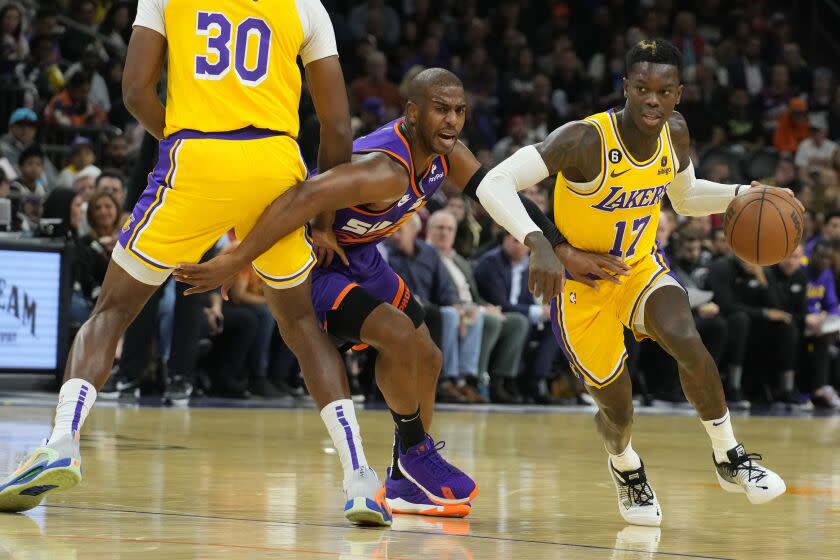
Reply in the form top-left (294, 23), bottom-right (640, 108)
top-left (407, 68), bottom-right (463, 104)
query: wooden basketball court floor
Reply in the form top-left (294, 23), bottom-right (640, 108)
top-left (0, 401), bottom-right (837, 559)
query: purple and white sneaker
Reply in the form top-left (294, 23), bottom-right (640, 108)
top-left (397, 435), bottom-right (478, 505)
top-left (386, 468), bottom-right (471, 517)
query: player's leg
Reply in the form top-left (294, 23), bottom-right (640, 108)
top-left (641, 282), bottom-right (786, 504)
top-left (551, 286), bottom-right (662, 527)
top-left (262, 278), bottom-right (390, 527)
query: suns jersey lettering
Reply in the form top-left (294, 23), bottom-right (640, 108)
top-left (553, 109), bottom-right (676, 265)
top-left (136, 0), bottom-right (336, 137)
top-left (332, 118), bottom-right (449, 246)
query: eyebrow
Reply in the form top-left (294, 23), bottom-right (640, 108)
top-left (431, 97), bottom-right (467, 109)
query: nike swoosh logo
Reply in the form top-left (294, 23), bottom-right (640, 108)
top-left (400, 414), bottom-right (420, 423)
top-left (712, 413), bottom-right (729, 427)
top-left (610, 169), bottom-right (631, 178)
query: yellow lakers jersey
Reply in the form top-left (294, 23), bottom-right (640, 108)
top-left (553, 109), bottom-right (676, 265)
top-left (158, 0), bottom-right (330, 137)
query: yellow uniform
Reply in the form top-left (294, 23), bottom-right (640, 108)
top-left (549, 109), bottom-right (680, 387)
top-left (114, 0), bottom-right (337, 287)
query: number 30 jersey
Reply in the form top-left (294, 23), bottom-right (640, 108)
top-left (552, 109), bottom-right (677, 266)
top-left (332, 118), bottom-right (449, 247)
top-left (133, 0), bottom-right (337, 138)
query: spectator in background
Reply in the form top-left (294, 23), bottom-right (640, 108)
top-left (760, 157), bottom-right (799, 191)
top-left (349, 50), bottom-right (402, 119)
top-left (98, 1), bottom-right (133, 59)
top-left (794, 115), bottom-right (838, 180)
top-left (75, 191), bottom-right (120, 314)
top-left (41, 189), bottom-right (88, 324)
top-left (45, 70), bottom-right (109, 127)
top-left (65, 43), bottom-right (111, 113)
top-left (60, 0), bottom-right (99, 63)
top-left (762, 65), bottom-right (795, 135)
top-left (101, 134), bottom-right (134, 178)
top-left (352, 96), bottom-right (386, 137)
top-left (474, 234), bottom-right (559, 404)
top-left (805, 210), bottom-right (840, 255)
top-left (95, 168), bottom-right (126, 211)
top-left (10, 145), bottom-right (46, 199)
top-left (708, 255), bottom-right (795, 408)
top-left (445, 193), bottom-right (482, 259)
top-left (0, 108), bottom-right (56, 184)
top-left (492, 115), bottom-right (532, 164)
top-left (773, 97), bottom-right (810, 155)
top-left (16, 33), bottom-right (63, 105)
top-left (713, 88), bottom-right (763, 149)
top-left (427, 210), bottom-right (529, 404)
top-left (0, 3), bottom-right (28, 76)
top-left (788, 242), bottom-right (840, 408)
top-left (56, 137), bottom-right (96, 189)
top-left (72, 165), bottom-right (100, 203)
top-left (782, 43), bottom-right (810, 94)
top-left (387, 215), bottom-right (485, 404)
top-left (727, 36), bottom-right (764, 97)
top-left (349, 0), bottom-right (401, 49)
top-left (764, 245), bottom-right (808, 408)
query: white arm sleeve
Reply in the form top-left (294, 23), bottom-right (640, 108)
top-left (476, 145), bottom-right (549, 243)
top-left (134, 0), bottom-right (166, 37)
top-left (296, 0), bottom-right (338, 66)
top-left (667, 160), bottom-right (742, 216)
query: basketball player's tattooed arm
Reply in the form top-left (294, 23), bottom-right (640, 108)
top-left (123, 26), bottom-right (166, 140)
top-left (305, 55), bottom-right (354, 267)
top-left (175, 154), bottom-right (406, 296)
top-left (531, 123), bottom-right (631, 288)
top-left (666, 112), bottom-right (805, 215)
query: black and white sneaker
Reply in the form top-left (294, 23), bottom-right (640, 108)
top-left (608, 459), bottom-right (662, 526)
top-left (714, 444), bottom-right (786, 504)
top-left (162, 376), bottom-right (193, 406)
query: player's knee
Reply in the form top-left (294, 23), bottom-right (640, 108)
top-left (417, 331), bottom-right (443, 380)
top-left (370, 310), bottom-right (416, 352)
top-left (662, 322), bottom-right (704, 354)
top-left (598, 403), bottom-right (634, 431)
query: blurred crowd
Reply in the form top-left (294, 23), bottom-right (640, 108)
top-left (1, 0), bottom-right (838, 410)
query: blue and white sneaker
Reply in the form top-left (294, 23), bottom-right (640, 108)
top-left (0, 434), bottom-right (82, 512)
top-left (343, 466), bottom-right (392, 527)
top-left (386, 468), bottom-right (471, 517)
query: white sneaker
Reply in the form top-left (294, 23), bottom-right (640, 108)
top-left (342, 466), bottom-right (392, 527)
top-left (714, 444), bottom-right (786, 504)
top-left (608, 459), bottom-right (662, 527)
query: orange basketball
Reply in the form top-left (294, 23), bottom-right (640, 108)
top-left (723, 187), bottom-right (804, 266)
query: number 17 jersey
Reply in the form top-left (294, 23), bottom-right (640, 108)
top-left (133, 0), bottom-right (337, 138)
top-left (552, 109), bottom-right (676, 265)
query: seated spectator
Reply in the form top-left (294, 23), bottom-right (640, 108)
top-left (712, 88), bottom-right (763, 150)
top-left (386, 214), bottom-right (486, 404)
top-left (773, 97), bottom-right (810, 154)
top-left (9, 146), bottom-right (47, 232)
top-left (41, 189), bottom-right (88, 323)
top-left (0, 3), bottom-right (28, 76)
top-left (805, 210), bottom-right (840, 255)
top-left (798, 242), bottom-right (840, 409)
top-left (427, 210), bottom-right (529, 404)
top-left (708, 254), bottom-right (796, 408)
top-left (349, 50), bottom-right (403, 119)
top-left (56, 138), bottom-right (97, 190)
top-left (101, 134), bottom-right (134, 178)
top-left (75, 191), bottom-right (121, 315)
top-left (60, 0), bottom-right (98, 63)
top-left (65, 43), bottom-right (111, 113)
top-left (474, 233), bottom-right (560, 404)
top-left (759, 156), bottom-right (799, 192)
top-left (445, 193), bottom-right (482, 259)
top-left (99, 1), bottom-right (133, 59)
top-left (0, 108), bottom-right (58, 184)
top-left (45, 70), bottom-right (109, 128)
top-left (794, 115), bottom-right (838, 181)
top-left (16, 33), bottom-right (63, 105)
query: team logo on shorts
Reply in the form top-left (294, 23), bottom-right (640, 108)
top-left (608, 149), bottom-right (622, 164)
top-left (569, 292), bottom-right (577, 304)
top-left (121, 215), bottom-right (135, 233)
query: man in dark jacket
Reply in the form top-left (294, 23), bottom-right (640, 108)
top-left (474, 233), bottom-right (560, 402)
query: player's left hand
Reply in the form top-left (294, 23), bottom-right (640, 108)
top-left (173, 253), bottom-right (245, 300)
top-left (749, 181), bottom-right (806, 214)
top-left (311, 226), bottom-right (348, 268)
top-left (524, 232), bottom-right (566, 300)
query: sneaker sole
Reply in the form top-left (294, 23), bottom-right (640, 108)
top-left (387, 497), bottom-right (471, 518)
top-left (0, 462), bottom-right (81, 513)
top-left (343, 497), bottom-right (392, 527)
top-left (397, 459), bottom-right (478, 506)
top-left (715, 472), bottom-right (786, 504)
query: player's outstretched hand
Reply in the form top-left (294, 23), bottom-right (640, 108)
top-left (173, 253), bottom-right (244, 300)
top-left (524, 232), bottom-right (566, 300)
top-left (555, 243), bottom-right (631, 290)
top-left (749, 181), bottom-right (806, 214)
top-left (311, 226), bottom-right (349, 268)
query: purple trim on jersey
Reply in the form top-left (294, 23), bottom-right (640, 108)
top-left (335, 404), bottom-right (360, 470)
top-left (71, 385), bottom-right (88, 433)
top-left (167, 126), bottom-right (287, 141)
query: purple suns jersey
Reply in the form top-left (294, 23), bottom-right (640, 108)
top-left (332, 118), bottom-right (449, 247)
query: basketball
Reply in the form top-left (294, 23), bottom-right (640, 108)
top-left (724, 186), bottom-right (804, 266)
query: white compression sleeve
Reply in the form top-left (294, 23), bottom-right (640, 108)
top-left (667, 161), bottom-right (743, 216)
top-left (476, 145), bottom-right (549, 243)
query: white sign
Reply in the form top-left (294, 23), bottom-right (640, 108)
top-left (0, 249), bottom-right (61, 369)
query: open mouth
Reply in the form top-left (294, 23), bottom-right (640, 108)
top-left (641, 114), bottom-right (661, 126)
top-left (438, 131), bottom-right (457, 145)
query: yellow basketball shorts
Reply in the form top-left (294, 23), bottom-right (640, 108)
top-left (549, 247), bottom-right (684, 388)
top-left (114, 127), bottom-right (314, 288)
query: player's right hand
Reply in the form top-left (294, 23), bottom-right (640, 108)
top-left (173, 253), bottom-right (243, 300)
top-left (311, 226), bottom-right (349, 268)
top-left (555, 243), bottom-right (631, 290)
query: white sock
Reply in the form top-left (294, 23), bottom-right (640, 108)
top-left (701, 409), bottom-right (738, 463)
top-left (49, 379), bottom-right (97, 444)
top-left (320, 399), bottom-right (368, 480)
top-left (609, 440), bottom-right (642, 471)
